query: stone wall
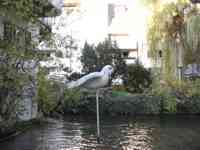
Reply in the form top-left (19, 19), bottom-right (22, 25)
top-left (17, 60), bottom-right (39, 121)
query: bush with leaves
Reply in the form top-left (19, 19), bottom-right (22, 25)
top-left (123, 62), bottom-right (152, 93)
top-left (151, 82), bottom-right (177, 113)
top-left (166, 79), bottom-right (200, 113)
top-left (150, 78), bottom-right (200, 114)
top-left (37, 68), bottom-right (62, 115)
top-left (62, 89), bottom-right (83, 114)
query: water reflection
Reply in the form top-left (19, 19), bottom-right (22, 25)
top-left (1, 116), bottom-right (200, 150)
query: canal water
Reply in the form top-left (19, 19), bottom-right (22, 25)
top-left (1, 115), bottom-right (200, 150)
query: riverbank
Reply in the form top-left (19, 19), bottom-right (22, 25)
top-left (1, 90), bottom-right (200, 141)
top-left (0, 118), bottom-right (47, 142)
top-left (63, 91), bottom-right (200, 116)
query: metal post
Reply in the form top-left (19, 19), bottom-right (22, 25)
top-left (96, 90), bottom-right (100, 143)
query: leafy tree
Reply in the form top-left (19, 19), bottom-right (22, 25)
top-left (80, 40), bottom-right (127, 78)
top-left (123, 61), bottom-right (152, 93)
top-left (0, 0), bottom-right (50, 23)
top-left (80, 42), bottom-right (98, 73)
top-left (185, 14), bottom-right (200, 64)
top-left (145, 0), bottom-right (200, 79)
top-left (37, 68), bottom-right (62, 115)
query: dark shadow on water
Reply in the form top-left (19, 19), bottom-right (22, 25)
top-left (0, 115), bottom-right (200, 150)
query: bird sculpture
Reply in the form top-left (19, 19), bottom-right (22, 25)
top-left (67, 65), bottom-right (114, 89)
top-left (67, 65), bottom-right (114, 143)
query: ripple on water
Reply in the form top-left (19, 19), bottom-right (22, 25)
top-left (1, 116), bottom-right (200, 150)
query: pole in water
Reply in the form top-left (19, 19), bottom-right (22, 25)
top-left (96, 90), bottom-right (100, 143)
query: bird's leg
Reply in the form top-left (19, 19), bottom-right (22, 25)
top-left (96, 89), bottom-right (100, 143)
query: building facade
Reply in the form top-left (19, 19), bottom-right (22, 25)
top-left (0, 0), bottom-right (63, 121)
top-left (107, 2), bottom-right (150, 67)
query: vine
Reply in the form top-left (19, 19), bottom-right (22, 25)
top-left (0, 0), bottom-right (55, 120)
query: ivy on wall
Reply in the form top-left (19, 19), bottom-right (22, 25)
top-left (0, 0), bottom-right (54, 120)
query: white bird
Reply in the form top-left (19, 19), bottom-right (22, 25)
top-left (66, 65), bottom-right (114, 143)
top-left (67, 65), bottom-right (114, 89)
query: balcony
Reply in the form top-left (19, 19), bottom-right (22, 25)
top-left (64, 0), bottom-right (80, 7)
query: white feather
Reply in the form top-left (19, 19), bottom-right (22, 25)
top-left (67, 65), bottom-right (113, 89)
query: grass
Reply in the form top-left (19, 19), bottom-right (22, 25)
top-left (112, 90), bottom-right (131, 97)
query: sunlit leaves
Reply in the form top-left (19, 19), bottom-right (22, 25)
top-left (146, 0), bottom-right (190, 76)
top-left (0, 0), bottom-right (49, 23)
top-left (185, 15), bottom-right (200, 63)
top-left (186, 15), bottom-right (200, 50)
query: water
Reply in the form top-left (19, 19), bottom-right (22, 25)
top-left (1, 115), bottom-right (200, 150)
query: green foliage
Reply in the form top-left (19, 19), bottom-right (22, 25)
top-left (81, 42), bottom-right (98, 73)
top-left (63, 89), bottom-right (82, 112)
top-left (60, 78), bottom-right (200, 115)
top-left (37, 69), bottom-right (61, 115)
top-left (158, 87), bottom-right (177, 113)
top-left (140, 0), bottom-right (159, 6)
top-left (150, 78), bottom-right (200, 114)
top-left (171, 79), bottom-right (200, 98)
top-left (0, 0), bottom-right (49, 23)
top-left (185, 15), bottom-right (200, 64)
top-left (112, 85), bottom-right (126, 92)
top-left (61, 91), bottom-right (162, 115)
top-left (123, 62), bottom-right (152, 93)
top-left (0, 41), bottom-right (33, 120)
top-left (145, 0), bottom-right (191, 79)
top-left (150, 79), bottom-right (177, 113)
top-left (80, 40), bottom-right (126, 77)
top-left (168, 79), bottom-right (200, 113)
top-left (146, 0), bottom-right (200, 82)
top-left (111, 90), bottom-right (130, 97)
top-left (0, 0), bottom-right (55, 120)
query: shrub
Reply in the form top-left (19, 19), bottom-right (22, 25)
top-left (150, 79), bottom-right (178, 113)
top-left (168, 79), bottom-right (200, 114)
top-left (61, 90), bottom-right (161, 115)
top-left (37, 69), bottom-right (62, 115)
top-left (63, 88), bottom-right (82, 113)
top-left (123, 62), bottom-right (152, 93)
top-left (150, 78), bottom-right (200, 114)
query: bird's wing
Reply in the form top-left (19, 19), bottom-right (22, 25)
top-left (67, 72), bottom-right (103, 88)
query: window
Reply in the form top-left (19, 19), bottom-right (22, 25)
top-left (3, 22), bottom-right (16, 41)
top-left (122, 52), bottom-right (129, 58)
top-left (25, 31), bottom-right (31, 46)
top-left (3, 21), bottom-right (32, 49)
